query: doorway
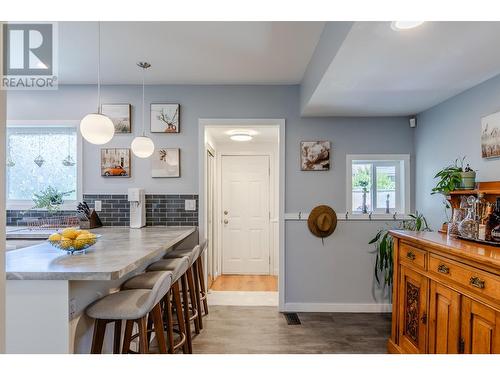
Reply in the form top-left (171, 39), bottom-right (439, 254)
top-left (201, 121), bottom-right (283, 307)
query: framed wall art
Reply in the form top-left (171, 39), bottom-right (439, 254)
top-left (300, 141), bottom-right (330, 171)
top-left (101, 148), bottom-right (131, 177)
top-left (152, 148), bottom-right (180, 178)
top-left (151, 103), bottom-right (180, 133)
top-left (481, 111), bottom-right (500, 159)
top-left (101, 104), bottom-right (131, 133)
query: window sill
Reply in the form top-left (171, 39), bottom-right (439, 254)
top-left (7, 202), bottom-right (78, 212)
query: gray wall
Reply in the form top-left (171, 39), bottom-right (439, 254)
top-left (7, 84), bottom-right (414, 309)
top-left (0, 23), bottom-right (6, 352)
top-left (415, 73), bottom-right (500, 229)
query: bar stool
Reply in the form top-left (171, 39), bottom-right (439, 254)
top-left (164, 245), bottom-right (202, 331)
top-left (86, 271), bottom-right (172, 354)
top-left (121, 270), bottom-right (183, 354)
top-left (148, 255), bottom-right (194, 353)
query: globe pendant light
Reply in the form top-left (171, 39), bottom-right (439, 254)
top-left (131, 62), bottom-right (155, 158)
top-left (80, 22), bottom-right (115, 145)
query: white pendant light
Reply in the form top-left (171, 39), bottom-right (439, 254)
top-left (80, 22), bottom-right (115, 145)
top-left (131, 62), bottom-right (155, 158)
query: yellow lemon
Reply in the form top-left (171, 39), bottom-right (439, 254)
top-left (61, 228), bottom-right (79, 240)
top-left (59, 237), bottom-right (73, 250)
top-left (78, 230), bottom-right (91, 236)
top-left (48, 233), bottom-right (62, 242)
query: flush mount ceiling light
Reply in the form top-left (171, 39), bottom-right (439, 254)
top-left (131, 62), bottom-right (155, 158)
top-left (390, 21), bottom-right (425, 31)
top-left (80, 22), bottom-right (115, 145)
top-left (230, 133), bottom-right (253, 142)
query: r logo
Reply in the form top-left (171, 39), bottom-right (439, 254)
top-left (3, 23), bottom-right (53, 76)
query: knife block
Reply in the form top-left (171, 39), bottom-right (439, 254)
top-left (79, 209), bottom-right (103, 229)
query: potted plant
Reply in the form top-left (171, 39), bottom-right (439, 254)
top-left (32, 186), bottom-right (75, 213)
top-left (369, 212), bottom-right (430, 288)
top-left (431, 157), bottom-right (476, 232)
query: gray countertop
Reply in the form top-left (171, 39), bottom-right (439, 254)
top-left (6, 226), bottom-right (196, 281)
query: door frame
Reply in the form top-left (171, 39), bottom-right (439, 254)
top-left (220, 153), bottom-right (271, 275)
top-left (199, 119), bottom-right (285, 311)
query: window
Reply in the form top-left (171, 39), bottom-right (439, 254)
top-left (347, 154), bottom-right (410, 216)
top-left (6, 123), bottom-right (81, 210)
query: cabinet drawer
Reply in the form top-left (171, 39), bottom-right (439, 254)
top-left (400, 243), bottom-right (427, 270)
top-left (429, 254), bottom-right (500, 303)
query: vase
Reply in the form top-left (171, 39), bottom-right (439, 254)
top-left (459, 171), bottom-right (476, 190)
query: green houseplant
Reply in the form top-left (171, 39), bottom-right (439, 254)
top-left (369, 212), bottom-right (430, 288)
top-left (32, 186), bottom-right (75, 213)
top-left (431, 157), bottom-right (476, 230)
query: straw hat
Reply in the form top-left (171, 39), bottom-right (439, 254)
top-left (307, 205), bottom-right (337, 238)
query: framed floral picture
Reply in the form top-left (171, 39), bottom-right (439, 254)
top-left (101, 148), bottom-right (131, 177)
top-left (101, 104), bottom-right (131, 133)
top-left (152, 148), bottom-right (180, 178)
top-left (151, 103), bottom-right (180, 133)
top-left (300, 141), bottom-right (330, 171)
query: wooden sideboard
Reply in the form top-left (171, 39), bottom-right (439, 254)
top-left (388, 230), bottom-right (500, 354)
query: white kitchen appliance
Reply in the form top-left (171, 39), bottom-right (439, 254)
top-left (128, 188), bottom-right (146, 228)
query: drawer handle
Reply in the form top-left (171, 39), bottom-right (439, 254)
top-left (406, 251), bottom-right (416, 260)
top-left (437, 264), bottom-right (450, 274)
top-left (469, 276), bottom-right (485, 289)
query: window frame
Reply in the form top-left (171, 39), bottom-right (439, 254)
top-left (6, 120), bottom-right (83, 211)
top-left (346, 154), bottom-right (410, 218)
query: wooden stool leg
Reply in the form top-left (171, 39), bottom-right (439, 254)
top-left (122, 320), bottom-right (134, 354)
top-left (181, 274), bottom-right (193, 353)
top-left (113, 320), bottom-right (122, 354)
top-left (146, 312), bottom-right (153, 345)
top-left (137, 316), bottom-right (149, 354)
top-left (91, 319), bottom-right (107, 354)
top-left (164, 291), bottom-right (175, 353)
top-left (151, 303), bottom-right (168, 354)
top-left (192, 261), bottom-right (203, 330)
top-left (197, 257), bottom-right (209, 315)
top-left (172, 280), bottom-right (189, 354)
top-left (187, 267), bottom-right (200, 334)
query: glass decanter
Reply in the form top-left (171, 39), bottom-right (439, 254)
top-left (458, 208), bottom-right (478, 239)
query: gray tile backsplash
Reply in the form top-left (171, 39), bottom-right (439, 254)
top-left (6, 194), bottom-right (199, 227)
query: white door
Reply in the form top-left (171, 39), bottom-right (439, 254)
top-left (222, 155), bottom-right (270, 274)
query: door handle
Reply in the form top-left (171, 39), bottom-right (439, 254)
top-left (224, 219), bottom-right (228, 224)
top-left (224, 210), bottom-right (228, 215)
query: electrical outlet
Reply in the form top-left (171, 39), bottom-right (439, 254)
top-left (185, 199), bottom-right (196, 211)
top-left (94, 200), bottom-right (102, 212)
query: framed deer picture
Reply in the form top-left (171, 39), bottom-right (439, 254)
top-left (152, 148), bottom-right (180, 177)
top-left (151, 103), bottom-right (180, 133)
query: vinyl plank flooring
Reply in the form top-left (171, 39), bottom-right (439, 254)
top-left (191, 306), bottom-right (391, 354)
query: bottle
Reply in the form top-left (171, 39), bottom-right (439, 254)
top-left (487, 198), bottom-right (500, 242)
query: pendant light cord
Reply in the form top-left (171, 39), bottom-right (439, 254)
top-left (142, 65), bottom-right (145, 136)
top-left (97, 21), bottom-right (101, 113)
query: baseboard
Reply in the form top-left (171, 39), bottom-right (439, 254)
top-left (283, 302), bottom-right (392, 313)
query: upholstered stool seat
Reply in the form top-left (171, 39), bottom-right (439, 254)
top-left (148, 256), bottom-right (190, 281)
top-left (164, 245), bottom-right (200, 266)
top-left (87, 289), bottom-right (152, 320)
top-left (122, 271), bottom-right (173, 290)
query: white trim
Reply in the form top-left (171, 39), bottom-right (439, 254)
top-left (5, 120), bottom-right (83, 210)
top-left (346, 153), bottom-right (410, 217)
top-left (198, 118), bottom-right (286, 311)
top-left (284, 302), bottom-right (392, 313)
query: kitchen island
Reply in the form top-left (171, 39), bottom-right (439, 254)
top-left (5, 226), bottom-right (197, 354)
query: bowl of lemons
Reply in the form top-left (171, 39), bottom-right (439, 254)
top-left (48, 228), bottom-right (100, 254)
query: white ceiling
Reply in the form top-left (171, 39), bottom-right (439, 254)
top-left (58, 22), bottom-right (325, 84)
top-left (206, 126), bottom-right (279, 144)
top-left (303, 21), bottom-right (500, 116)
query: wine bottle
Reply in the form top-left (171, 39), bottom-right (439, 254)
top-left (488, 198), bottom-right (500, 242)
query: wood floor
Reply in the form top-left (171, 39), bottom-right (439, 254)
top-left (192, 306), bottom-right (391, 354)
top-left (210, 275), bottom-right (278, 292)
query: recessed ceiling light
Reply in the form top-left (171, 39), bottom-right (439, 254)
top-left (391, 21), bottom-right (425, 31)
top-left (230, 133), bottom-right (253, 142)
